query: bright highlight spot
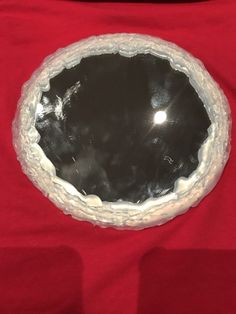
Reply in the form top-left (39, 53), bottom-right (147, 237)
top-left (153, 110), bottom-right (167, 124)
top-left (36, 103), bottom-right (44, 118)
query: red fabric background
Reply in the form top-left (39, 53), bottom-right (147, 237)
top-left (0, 0), bottom-right (236, 313)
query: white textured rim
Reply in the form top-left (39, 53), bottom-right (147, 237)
top-left (12, 33), bottom-right (231, 229)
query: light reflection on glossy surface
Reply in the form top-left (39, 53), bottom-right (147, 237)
top-left (153, 110), bottom-right (167, 125)
top-left (35, 53), bottom-right (211, 203)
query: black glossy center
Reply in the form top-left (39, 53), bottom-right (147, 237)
top-left (35, 53), bottom-right (211, 203)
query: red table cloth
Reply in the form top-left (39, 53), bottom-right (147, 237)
top-left (0, 0), bottom-right (236, 313)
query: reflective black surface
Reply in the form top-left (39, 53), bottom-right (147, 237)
top-left (35, 53), bottom-right (211, 203)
